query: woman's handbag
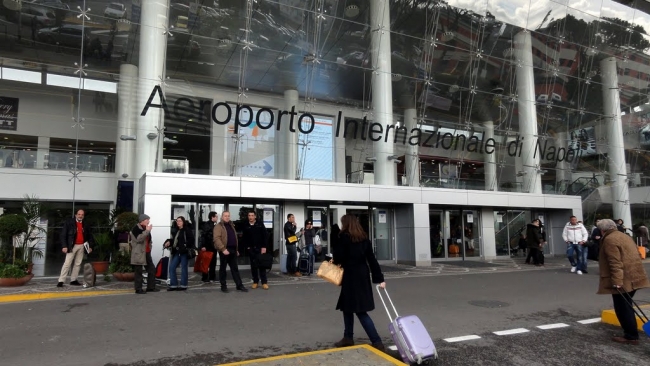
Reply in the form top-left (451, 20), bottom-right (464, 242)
top-left (187, 248), bottom-right (198, 260)
top-left (317, 260), bottom-right (344, 286)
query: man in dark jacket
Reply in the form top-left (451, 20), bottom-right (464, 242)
top-left (284, 214), bottom-right (301, 277)
top-left (589, 219), bottom-right (603, 261)
top-left (200, 211), bottom-right (219, 283)
top-left (242, 211), bottom-right (269, 289)
top-left (526, 219), bottom-right (544, 266)
top-left (214, 211), bottom-right (248, 293)
top-left (57, 209), bottom-right (95, 287)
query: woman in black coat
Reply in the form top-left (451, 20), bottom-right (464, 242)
top-left (525, 219), bottom-right (544, 266)
top-left (332, 214), bottom-right (386, 351)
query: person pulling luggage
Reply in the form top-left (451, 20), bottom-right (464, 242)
top-left (298, 220), bottom-right (316, 275)
top-left (332, 214), bottom-right (386, 352)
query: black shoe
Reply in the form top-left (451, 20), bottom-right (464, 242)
top-left (135, 290), bottom-right (146, 295)
top-left (146, 288), bottom-right (160, 293)
top-left (56, 282), bottom-right (63, 288)
top-left (69, 280), bottom-right (81, 286)
top-left (237, 286), bottom-right (248, 292)
top-left (167, 288), bottom-right (177, 291)
top-left (221, 287), bottom-right (229, 293)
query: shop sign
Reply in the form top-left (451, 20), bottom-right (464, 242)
top-left (0, 96), bottom-right (18, 131)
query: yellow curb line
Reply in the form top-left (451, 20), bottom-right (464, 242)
top-left (601, 304), bottom-right (650, 331)
top-left (216, 345), bottom-right (407, 366)
top-left (0, 290), bottom-right (132, 304)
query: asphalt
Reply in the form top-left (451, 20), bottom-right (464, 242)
top-left (0, 259), bottom-right (649, 366)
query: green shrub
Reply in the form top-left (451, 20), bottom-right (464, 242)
top-left (0, 214), bottom-right (28, 240)
top-left (115, 212), bottom-right (139, 233)
top-left (0, 264), bottom-right (27, 278)
top-left (109, 250), bottom-right (133, 273)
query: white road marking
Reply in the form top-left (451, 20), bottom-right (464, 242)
top-left (537, 323), bottom-right (570, 330)
top-left (444, 335), bottom-right (482, 343)
top-left (577, 318), bottom-right (601, 324)
top-left (493, 328), bottom-right (530, 336)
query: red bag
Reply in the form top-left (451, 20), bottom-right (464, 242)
top-left (193, 251), bottom-right (213, 273)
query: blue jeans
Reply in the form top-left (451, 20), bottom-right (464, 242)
top-left (581, 245), bottom-right (589, 272)
top-left (306, 244), bottom-right (315, 273)
top-left (169, 253), bottom-right (188, 288)
top-left (566, 244), bottom-right (585, 271)
top-left (286, 244), bottom-right (298, 273)
top-left (344, 311), bottom-right (381, 344)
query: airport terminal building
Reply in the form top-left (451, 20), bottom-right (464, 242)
top-left (1, 0), bottom-right (649, 275)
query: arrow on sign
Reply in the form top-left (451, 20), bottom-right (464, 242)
top-left (263, 160), bottom-right (272, 175)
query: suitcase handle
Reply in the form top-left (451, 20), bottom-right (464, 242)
top-left (376, 285), bottom-right (399, 323)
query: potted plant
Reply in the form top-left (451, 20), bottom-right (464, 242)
top-left (115, 212), bottom-right (139, 252)
top-left (0, 196), bottom-right (46, 274)
top-left (109, 250), bottom-right (134, 281)
top-left (89, 232), bottom-right (113, 274)
top-left (0, 263), bottom-right (33, 287)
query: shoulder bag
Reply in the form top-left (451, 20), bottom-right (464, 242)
top-left (317, 260), bottom-right (344, 286)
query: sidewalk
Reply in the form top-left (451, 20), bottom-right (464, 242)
top-left (0, 257), bottom-right (572, 303)
top-left (217, 345), bottom-right (407, 366)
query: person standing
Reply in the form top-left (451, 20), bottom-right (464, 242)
top-left (597, 219), bottom-right (650, 345)
top-left (298, 219), bottom-right (316, 275)
top-left (165, 216), bottom-right (195, 291)
top-left (562, 216), bottom-right (589, 275)
top-left (200, 211), bottom-right (219, 283)
top-left (526, 219), bottom-right (544, 267)
top-left (588, 219), bottom-right (603, 262)
top-left (242, 211), bottom-right (269, 290)
top-left (130, 214), bottom-right (159, 294)
top-left (57, 209), bottom-right (95, 288)
top-left (333, 214), bottom-right (386, 352)
top-left (214, 211), bottom-right (248, 293)
top-left (283, 214), bottom-right (302, 277)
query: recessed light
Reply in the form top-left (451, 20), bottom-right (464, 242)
top-left (89, 150), bottom-right (93, 152)
top-left (90, 143), bottom-right (94, 145)
top-left (68, 144), bottom-right (72, 147)
top-left (3, 137), bottom-right (7, 140)
top-left (110, 148), bottom-right (114, 150)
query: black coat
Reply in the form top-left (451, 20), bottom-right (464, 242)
top-left (171, 227), bottom-right (195, 255)
top-left (330, 224), bottom-right (341, 254)
top-left (525, 224), bottom-right (543, 249)
top-left (333, 233), bottom-right (384, 313)
top-left (284, 221), bottom-right (297, 245)
top-left (241, 220), bottom-right (268, 249)
top-left (60, 217), bottom-right (95, 251)
top-left (201, 222), bottom-right (217, 252)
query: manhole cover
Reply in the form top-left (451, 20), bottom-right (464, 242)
top-left (468, 300), bottom-right (510, 308)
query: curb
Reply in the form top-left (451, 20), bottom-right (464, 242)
top-left (216, 345), bottom-right (406, 366)
top-left (0, 290), bottom-right (132, 304)
top-left (601, 305), bottom-right (650, 331)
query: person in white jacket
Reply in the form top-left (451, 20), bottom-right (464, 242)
top-left (562, 216), bottom-right (589, 275)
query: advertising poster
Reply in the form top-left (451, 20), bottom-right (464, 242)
top-left (298, 114), bottom-right (333, 181)
top-left (0, 96), bottom-right (19, 131)
top-left (378, 211), bottom-right (387, 224)
top-left (263, 208), bottom-right (273, 229)
top-left (229, 105), bottom-right (276, 177)
top-left (313, 210), bottom-right (322, 227)
top-left (568, 126), bottom-right (597, 156)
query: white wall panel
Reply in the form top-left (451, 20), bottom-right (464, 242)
top-left (422, 189), bottom-right (468, 205)
top-left (370, 186), bottom-right (421, 203)
top-left (309, 182), bottom-right (370, 202)
top-left (241, 178), bottom-right (309, 200)
top-left (0, 168), bottom-right (114, 202)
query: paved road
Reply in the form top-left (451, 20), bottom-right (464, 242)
top-left (1, 264), bottom-right (649, 366)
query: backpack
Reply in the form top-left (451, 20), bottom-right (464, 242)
top-left (82, 263), bottom-right (96, 288)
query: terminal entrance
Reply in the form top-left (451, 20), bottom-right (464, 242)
top-left (430, 207), bottom-right (481, 260)
top-left (346, 207), bottom-right (394, 261)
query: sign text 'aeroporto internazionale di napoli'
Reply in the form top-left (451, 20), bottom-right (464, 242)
top-left (141, 86), bottom-right (583, 164)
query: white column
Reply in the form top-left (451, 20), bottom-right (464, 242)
top-left (210, 97), bottom-right (228, 176)
top-left (413, 204), bottom-right (431, 267)
top-left (601, 57), bottom-right (632, 226)
top-left (404, 108), bottom-right (419, 186)
top-left (144, 193), bottom-right (172, 265)
top-left (483, 120), bottom-right (497, 191)
top-left (370, 0), bottom-right (396, 186)
top-left (134, 0), bottom-right (169, 211)
top-left (36, 136), bottom-right (49, 170)
top-left (480, 207), bottom-right (497, 259)
top-left (277, 90), bottom-right (299, 180)
top-left (514, 31), bottom-right (542, 194)
top-left (554, 132), bottom-right (571, 190)
top-left (116, 64), bottom-right (138, 180)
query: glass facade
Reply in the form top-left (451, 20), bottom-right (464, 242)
top-left (2, 0), bottom-right (650, 272)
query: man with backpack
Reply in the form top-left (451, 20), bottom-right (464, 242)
top-left (562, 216), bottom-right (589, 275)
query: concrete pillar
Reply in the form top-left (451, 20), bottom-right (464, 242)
top-left (514, 31), bottom-right (542, 194)
top-left (116, 64), bottom-right (138, 180)
top-left (210, 97), bottom-right (229, 176)
top-left (404, 108), bottom-right (419, 186)
top-left (36, 136), bottom-right (50, 169)
top-left (370, 0), bottom-right (396, 186)
top-left (143, 193), bottom-right (172, 265)
top-left (413, 204), bottom-right (431, 266)
top-left (483, 121), bottom-right (497, 191)
top-left (134, 0), bottom-right (169, 210)
top-left (601, 57), bottom-right (632, 226)
top-left (277, 90), bottom-right (299, 180)
top-left (480, 207), bottom-right (497, 259)
top-left (554, 131), bottom-right (571, 191)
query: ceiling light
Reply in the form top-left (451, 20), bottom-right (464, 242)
top-left (3, 137), bottom-right (8, 140)
top-left (344, 4), bottom-right (360, 18)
